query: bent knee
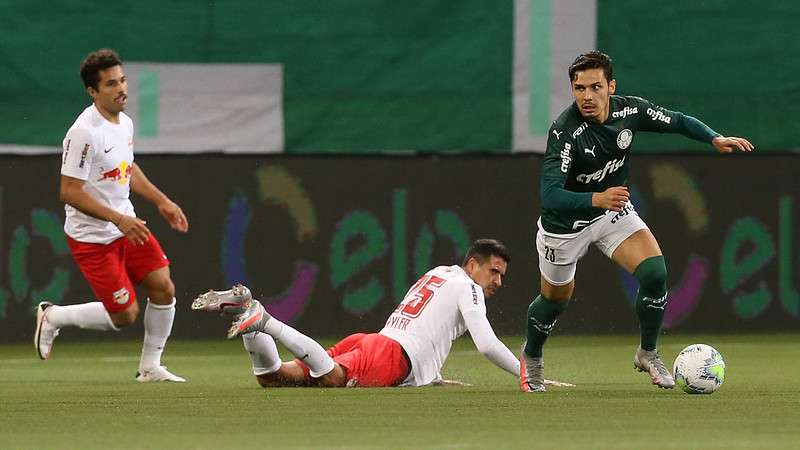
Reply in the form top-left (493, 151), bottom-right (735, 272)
top-left (316, 364), bottom-right (348, 387)
top-left (148, 278), bottom-right (175, 304)
top-left (633, 255), bottom-right (667, 293)
top-left (110, 308), bottom-right (138, 328)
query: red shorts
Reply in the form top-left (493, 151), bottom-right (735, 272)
top-left (296, 333), bottom-right (411, 387)
top-left (67, 234), bottom-right (170, 313)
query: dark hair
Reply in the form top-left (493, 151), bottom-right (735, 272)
top-left (568, 51), bottom-right (613, 83)
top-left (462, 239), bottom-right (510, 266)
top-left (80, 48), bottom-right (123, 89)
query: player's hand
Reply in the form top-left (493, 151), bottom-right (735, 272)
top-left (544, 378), bottom-right (576, 387)
top-left (592, 186), bottom-right (629, 212)
top-left (712, 136), bottom-right (754, 153)
top-left (158, 200), bottom-right (189, 232)
top-left (431, 379), bottom-right (473, 387)
top-left (115, 214), bottom-right (151, 245)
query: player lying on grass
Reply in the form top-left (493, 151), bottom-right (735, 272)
top-left (194, 239), bottom-right (573, 388)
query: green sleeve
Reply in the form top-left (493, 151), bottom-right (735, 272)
top-left (633, 97), bottom-right (721, 143)
top-left (540, 129), bottom-right (593, 210)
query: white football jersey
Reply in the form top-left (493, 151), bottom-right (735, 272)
top-left (61, 104), bottom-right (136, 244)
top-left (380, 265), bottom-right (488, 386)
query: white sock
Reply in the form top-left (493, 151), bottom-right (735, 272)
top-left (242, 332), bottom-right (282, 375)
top-left (140, 298), bottom-right (175, 372)
top-left (263, 317), bottom-right (334, 378)
top-left (46, 302), bottom-right (118, 331)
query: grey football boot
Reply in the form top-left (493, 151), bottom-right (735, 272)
top-left (227, 300), bottom-right (272, 339)
top-left (634, 347), bottom-right (676, 389)
top-left (192, 284), bottom-right (253, 316)
top-left (519, 343), bottom-right (546, 392)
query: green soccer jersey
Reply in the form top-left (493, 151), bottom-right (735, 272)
top-left (539, 95), bottom-right (721, 234)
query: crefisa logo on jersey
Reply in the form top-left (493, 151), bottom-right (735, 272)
top-left (576, 156), bottom-right (626, 184)
top-left (612, 106), bottom-right (638, 119)
top-left (646, 108), bottom-right (672, 124)
top-left (617, 129), bottom-right (633, 149)
top-left (560, 142), bottom-right (572, 173)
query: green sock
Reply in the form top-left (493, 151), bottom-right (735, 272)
top-left (524, 294), bottom-right (567, 358)
top-left (633, 255), bottom-right (668, 351)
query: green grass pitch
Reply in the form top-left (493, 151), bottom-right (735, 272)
top-left (1, 334), bottom-right (798, 449)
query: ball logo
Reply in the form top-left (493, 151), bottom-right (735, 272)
top-left (617, 129), bottom-right (633, 149)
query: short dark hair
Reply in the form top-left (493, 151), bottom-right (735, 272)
top-left (462, 239), bottom-right (510, 266)
top-left (80, 48), bottom-right (123, 89)
top-left (568, 51), bottom-right (613, 83)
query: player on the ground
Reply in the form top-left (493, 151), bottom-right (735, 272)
top-left (520, 51), bottom-right (753, 392)
top-left (194, 239), bottom-right (572, 388)
top-left (34, 49), bottom-right (189, 382)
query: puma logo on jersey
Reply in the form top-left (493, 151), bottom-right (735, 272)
top-left (646, 108), bottom-right (672, 124)
top-left (584, 145), bottom-right (596, 157)
top-left (612, 106), bottom-right (638, 119)
top-left (560, 143), bottom-right (572, 173)
top-left (552, 129), bottom-right (563, 140)
top-left (575, 156), bottom-right (626, 184)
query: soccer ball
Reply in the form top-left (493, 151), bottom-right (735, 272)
top-left (672, 344), bottom-right (725, 394)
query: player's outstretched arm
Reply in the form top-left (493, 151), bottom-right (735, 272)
top-left (462, 309), bottom-right (520, 377)
top-left (130, 163), bottom-right (189, 232)
top-left (431, 379), bottom-right (474, 387)
top-left (712, 136), bottom-right (755, 154)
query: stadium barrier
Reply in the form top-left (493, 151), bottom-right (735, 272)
top-left (0, 154), bottom-right (797, 341)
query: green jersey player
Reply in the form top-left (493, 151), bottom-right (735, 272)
top-left (520, 51), bottom-right (753, 392)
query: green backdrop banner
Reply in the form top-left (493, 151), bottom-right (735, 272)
top-left (0, 1), bottom-right (796, 153)
top-left (0, 1), bottom-right (512, 154)
top-left (597, 1), bottom-right (798, 152)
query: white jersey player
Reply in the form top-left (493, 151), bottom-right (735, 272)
top-left (34, 49), bottom-right (189, 383)
top-left (195, 239), bottom-right (573, 388)
top-left (62, 104), bottom-right (136, 243)
top-left (380, 263), bottom-right (517, 386)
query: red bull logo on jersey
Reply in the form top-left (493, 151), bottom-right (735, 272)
top-left (97, 161), bottom-right (132, 185)
top-left (576, 156), bottom-right (626, 184)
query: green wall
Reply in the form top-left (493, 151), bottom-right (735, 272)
top-left (0, 1), bottom-right (795, 153)
top-left (598, 1), bottom-right (797, 152)
top-left (0, 1), bottom-right (513, 153)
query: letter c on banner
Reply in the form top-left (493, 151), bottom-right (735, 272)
top-left (222, 166), bottom-right (318, 323)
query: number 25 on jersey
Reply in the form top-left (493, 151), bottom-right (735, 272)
top-left (395, 275), bottom-right (446, 318)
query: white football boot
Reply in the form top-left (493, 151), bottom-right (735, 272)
top-left (34, 302), bottom-right (60, 360)
top-left (136, 366), bottom-right (186, 383)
